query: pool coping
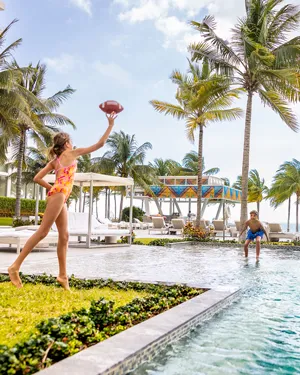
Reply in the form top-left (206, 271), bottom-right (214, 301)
top-left (36, 281), bottom-right (240, 375)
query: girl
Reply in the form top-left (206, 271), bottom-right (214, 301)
top-left (8, 112), bottom-right (117, 290)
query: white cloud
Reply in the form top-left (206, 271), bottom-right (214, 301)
top-left (119, 0), bottom-right (169, 23)
top-left (43, 54), bottom-right (83, 74)
top-left (69, 0), bottom-right (92, 16)
top-left (93, 61), bottom-right (133, 86)
top-left (113, 0), bottom-right (247, 52)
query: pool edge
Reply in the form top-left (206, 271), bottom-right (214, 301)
top-left (35, 284), bottom-right (240, 375)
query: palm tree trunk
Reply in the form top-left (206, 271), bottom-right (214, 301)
top-left (240, 92), bottom-right (253, 237)
top-left (287, 196), bottom-right (291, 232)
top-left (296, 194), bottom-right (299, 232)
top-left (257, 200), bottom-right (260, 216)
top-left (105, 188), bottom-right (108, 218)
top-left (15, 130), bottom-right (26, 218)
top-left (114, 191), bottom-right (117, 220)
top-left (108, 188), bottom-right (111, 220)
top-left (196, 124), bottom-right (204, 228)
top-left (119, 192), bottom-right (124, 221)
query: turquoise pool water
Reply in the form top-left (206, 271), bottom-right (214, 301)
top-left (135, 248), bottom-right (300, 375)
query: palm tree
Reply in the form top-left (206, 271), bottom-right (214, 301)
top-left (182, 151), bottom-right (220, 176)
top-left (8, 62), bottom-right (75, 217)
top-left (149, 158), bottom-right (182, 176)
top-left (189, 1), bottom-right (300, 232)
top-left (248, 170), bottom-right (268, 214)
top-left (269, 160), bottom-right (300, 231)
top-left (150, 61), bottom-right (242, 226)
top-left (98, 131), bottom-right (154, 219)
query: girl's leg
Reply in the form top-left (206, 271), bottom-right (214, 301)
top-left (55, 205), bottom-right (70, 290)
top-left (8, 193), bottom-right (65, 288)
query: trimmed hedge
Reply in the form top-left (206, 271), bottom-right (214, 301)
top-left (0, 274), bottom-right (204, 375)
top-left (0, 197), bottom-right (46, 217)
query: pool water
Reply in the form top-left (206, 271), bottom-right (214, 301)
top-left (134, 247), bottom-right (300, 375)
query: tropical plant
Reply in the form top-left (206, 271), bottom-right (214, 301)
top-left (189, 0), bottom-right (300, 232)
top-left (149, 158), bottom-right (182, 176)
top-left (5, 62), bottom-right (75, 217)
top-left (97, 131), bottom-right (155, 219)
top-left (268, 159), bottom-right (300, 231)
top-left (150, 60), bottom-right (242, 226)
top-left (182, 151), bottom-right (220, 176)
top-left (233, 169), bottom-right (268, 215)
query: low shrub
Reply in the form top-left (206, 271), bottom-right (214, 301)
top-left (0, 197), bottom-right (46, 218)
top-left (12, 218), bottom-right (42, 227)
top-left (183, 222), bottom-right (211, 241)
top-left (0, 274), bottom-right (203, 375)
top-left (121, 206), bottom-right (145, 222)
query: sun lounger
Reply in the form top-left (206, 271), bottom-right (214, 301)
top-left (149, 217), bottom-right (169, 235)
top-left (67, 213), bottom-right (130, 244)
top-left (170, 219), bottom-right (185, 235)
top-left (0, 229), bottom-right (58, 254)
top-left (134, 218), bottom-right (149, 229)
top-left (268, 223), bottom-right (299, 241)
top-left (212, 220), bottom-right (230, 237)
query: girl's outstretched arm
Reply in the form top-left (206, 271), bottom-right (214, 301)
top-left (72, 112), bottom-right (117, 158)
top-left (33, 161), bottom-right (55, 191)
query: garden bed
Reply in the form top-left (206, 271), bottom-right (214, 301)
top-left (0, 274), bottom-right (204, 375)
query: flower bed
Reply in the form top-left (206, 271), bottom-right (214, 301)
top-left (0, 274), bottom-right (204, 375)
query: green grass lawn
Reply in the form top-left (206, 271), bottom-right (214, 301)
top-left (0, 217), bottom-right (13, 226)
top-left (0, 283), bottom-right (149, 347)
top-left (134, 238), bottom-right (160, 245)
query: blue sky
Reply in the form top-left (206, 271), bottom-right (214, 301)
top-left (2, 0), bottom-right (300, 223)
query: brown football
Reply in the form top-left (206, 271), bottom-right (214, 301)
top-left (99, 100), bottom-right (124, 114)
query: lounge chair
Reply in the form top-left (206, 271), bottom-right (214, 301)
top-left (170, 219), bottom-right (185, 235)
top-left (0, 228), bottom-right (58, 254)
top-left (67, 212), bottom-right (130, 244)
top-left (98, 217), bottom-right (119, 229)
top-left (134, 218), bottom-right (148, 229)
top-left (212, 220), bottom-right (230, 237)
top-left (229, 221), bottom-right (240, 238)
top-left (268, 223), bottom-right (299, 242)
top-left (149, 217), bottom-right (169, 235)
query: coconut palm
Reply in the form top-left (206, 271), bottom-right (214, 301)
top-left (189, 0), bottom-right (300, 232)
top-left (182, 151), bottom-right (220, 176)
top-left (269, 159), bottom-right (300, 231)
top-left (150, 61), bottom-right (242, 226)
top-left (149, 158), bottom-right (182, 176)
top-left (7, 62), bottom-right (75, 217)
top-left (96, 131), bottom-right (155, 219)
top-left (248, 170), bottom-right (268, 214)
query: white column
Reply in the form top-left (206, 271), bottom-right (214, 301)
top-left (86, 180), bottom-right (93, 248)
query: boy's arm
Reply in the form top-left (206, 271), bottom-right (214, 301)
top-left (260, 221), bottom-right (269, 241)
top-left (239, 220), bottom-right (249, 236)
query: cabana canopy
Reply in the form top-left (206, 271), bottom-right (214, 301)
top-left (44, 172), bottom-right (134, 187)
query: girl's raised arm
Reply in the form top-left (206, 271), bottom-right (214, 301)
top-left (72, 113), bottom-right (117, 158)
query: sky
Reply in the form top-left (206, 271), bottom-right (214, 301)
top-left (1, 0), bottom-right (300, 224)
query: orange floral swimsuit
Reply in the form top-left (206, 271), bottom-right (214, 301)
top-left (47, 157), bottom-right (77, 202)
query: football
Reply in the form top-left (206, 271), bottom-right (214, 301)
top-left (99, 100), bottom-right (124, 114)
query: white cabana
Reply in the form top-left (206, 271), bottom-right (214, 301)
top-left (39, 173), bottom-right (134, 248)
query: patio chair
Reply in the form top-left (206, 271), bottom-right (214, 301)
top-left (268, 223), bottom-right (299, 242)
top-left (229, 221), bottom-right (240, 238)
top-left (212, 220), bottom-right (230, 237)
top-left (149, 217), bottom-right (169, 235)
top-left (134, 218), bottom-right (148, 229)
top-left (170, 219), bottom-right (185, 235)
top-left (0, 228), bottom-right (58, 254)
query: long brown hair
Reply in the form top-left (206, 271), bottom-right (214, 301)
top-left (49, 132), bottom-right (71, 159)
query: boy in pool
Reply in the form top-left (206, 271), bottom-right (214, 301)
top-left (239, 210), bottom-right (269, 261)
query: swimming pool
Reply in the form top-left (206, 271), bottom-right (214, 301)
top-left (133, 247), bottom-right (300, 375)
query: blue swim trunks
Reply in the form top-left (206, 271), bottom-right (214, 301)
top-left (246, 229), bottom-right (264, 241)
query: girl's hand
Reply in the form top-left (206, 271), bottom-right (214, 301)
top-left (106, 112), bottom-right (118, 126)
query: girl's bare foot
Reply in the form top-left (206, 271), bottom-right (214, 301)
top-left (8, 267), bottom-right (23, 288)
top-left (56, 276), bottom-right (70, 291)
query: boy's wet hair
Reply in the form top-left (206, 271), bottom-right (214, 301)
top-left (250, 210), bottom-right (258, 217)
